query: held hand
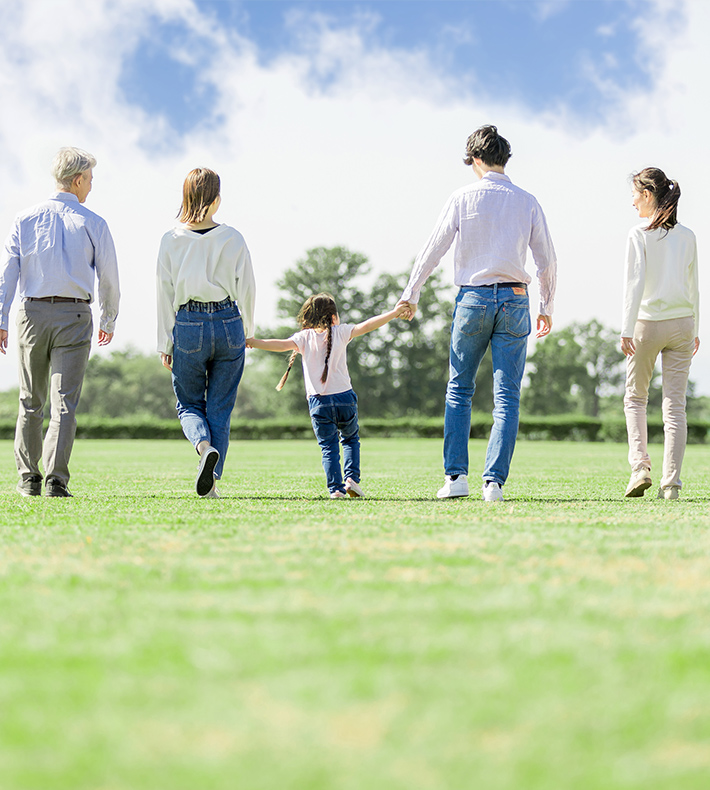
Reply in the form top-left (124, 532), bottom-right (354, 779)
top-left (0, 329), bottom-right (7, 355)
top-left (536, 315), bottom-right (552, 338)
top-left (393, 303), bottom-right (412, 320)
top-left (245, 337), bottom-right (255, 348)
top-left (161, 353), bottom-right (173, 371)
top-left (396, 300), bottom-right (416, 321)
top-left (620, 337), bottom-right (635, 357)
top-left (694, 337), bottom-right (700, 356)
top-left (98, 330), bottom-right (114, 346)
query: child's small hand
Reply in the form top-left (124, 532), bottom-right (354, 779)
top-left (395, 302), bottom-right (413, 320)
top-left (246, 337), bottom-right (256, 348)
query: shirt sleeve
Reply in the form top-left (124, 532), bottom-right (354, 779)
top-left (400, 193), bottom-right (459, 304)
top-left (235, 242), bottom-right (256, 339)
top-left (94, 220), bottom-right (121, 335)
top-left (0, 220), bottom-right (21, 332)
top-left (689, 235), bottom-right (700, 338)
top-left (156, 235), bottom-right (177, 355)
top-left (289, 330), bottom-right (306, 354)
top-left (621, 228), bottom-right (646, 338)
top-left (529, 200), bottom-right (557, 316)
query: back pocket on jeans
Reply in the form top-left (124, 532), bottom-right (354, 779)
top-left (454, 304), bottom-right (486, 336)
top-left (504, 304), bottom-right (531, 337)
top-left (223, 316), bottom-right (245, 349)
top-left (174, 321), bottom-right (203, 354)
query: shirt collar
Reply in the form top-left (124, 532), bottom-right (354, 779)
top-left (481, 171), bottom-right (511, 183)
top-left (50, 191), bottom-right (80, 204)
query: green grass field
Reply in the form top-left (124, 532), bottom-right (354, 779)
top-left (1, 437), bottom-right (710, 790)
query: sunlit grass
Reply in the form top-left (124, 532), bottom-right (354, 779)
top-left (1, 438), bottom-right (710, 790)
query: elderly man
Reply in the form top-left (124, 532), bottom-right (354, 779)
top-left (0, 147), bottom-right (120, 497)
top-left (398, 125), bottom-right (557, 502)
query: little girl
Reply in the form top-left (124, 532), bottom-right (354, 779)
top-left (247, 293), bottom-right (409, 498)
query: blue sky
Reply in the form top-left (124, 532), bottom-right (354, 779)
top-left (0, 0), bottom-right (707, 392)
top-left (120, 0), bottom-right (661, 138)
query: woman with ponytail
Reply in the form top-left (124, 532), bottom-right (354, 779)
top-left (621, 167), bottom-right (699, 500)
top-left (247, 294), bottom-right (409, 498)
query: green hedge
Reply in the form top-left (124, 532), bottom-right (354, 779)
top-left (0, 414), bottom-right (707, 442)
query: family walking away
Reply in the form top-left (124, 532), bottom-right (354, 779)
top-left (0, 147), bottom-right (120, 497)
top-left (156, 168), bottom-right (256, 499)
top-left (247, 293), bottom-right (410, 498)
top-left (0, 133), bottom-right (700, 503)
top-left (621, 167), bottom-right (699, 501)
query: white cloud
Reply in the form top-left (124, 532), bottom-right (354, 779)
top-left (0, 0), bottom-right (709, 397)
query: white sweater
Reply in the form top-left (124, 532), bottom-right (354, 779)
top-left (621, 223), bottom-right (699, 338)
top-left (156, 224), bottom-right (256, 354)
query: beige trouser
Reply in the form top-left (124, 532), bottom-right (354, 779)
top-left (14, 301), bottom-right (92, 485)
top-left (623, 316), bottom-right (694, 490)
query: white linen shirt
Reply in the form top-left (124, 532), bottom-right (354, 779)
top-left (290, 324), bottom-right (355, 398)
top-left (621, 223), bottom-right (699, 338)
top-left (156, 224), bottom-right (256, 355)
top-left (0, 192), bottom-right (120, 333)
top-left (400, 172), bottom-right (557, 316)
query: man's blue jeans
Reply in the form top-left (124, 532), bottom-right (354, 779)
top-left (444, 285), bottom-right (531, 485)
top-left (171, 300), bottom-right (245, 480)
top-left (308, 389), bottom-right (360, 495)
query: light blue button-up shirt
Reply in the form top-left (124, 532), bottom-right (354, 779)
top-left (0, 192), bottom-right (120, 333)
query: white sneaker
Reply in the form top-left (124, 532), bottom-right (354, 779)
top-left (345, 478), bottom-right (365, 498)
top-left (330, 490), bottom-right (347, 499)
top-left (657, 486), bottom-right (679, 500)
top-left (196, 446), bottom-right (220, 497)
top-left (204, 483), bottom-right (220, 499)
top-left (482, 481), bottom-right (504, 502)
top-left (437, 475), bottom-right (469, 499)
top-left (625, 468), bottom-right (652, 498)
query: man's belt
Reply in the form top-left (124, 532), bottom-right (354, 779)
top-left (26, 296), bottom-right (90, 303)
top-left (475, 282), bottom-right (527, 289)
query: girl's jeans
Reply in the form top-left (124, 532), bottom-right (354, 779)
top-left (444, 285), bottom-right (531, 485)
top-left (308, 389), bottom-right (360, 494)
top-left (172, 299), bottom-right (245, 480)
top-left (624, 316), bottom-right (694, 489)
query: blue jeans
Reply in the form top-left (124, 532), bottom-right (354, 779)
top-left (171, 299), bottom-right (245, 479)
top-left (444, 285), bottom-right (531, 485)
top-left (308, 390), bottom-right (360, 494)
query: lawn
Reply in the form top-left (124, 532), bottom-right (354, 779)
top-left (1, 437), bottom-right (710, 790)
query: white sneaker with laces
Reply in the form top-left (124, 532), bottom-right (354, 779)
top-left (345, 478), bottom-right (365, 498)
top-left (330, 490), bottom-right (347, 499)
top-left (204, 484), bottom-right (220, 499)
top-left (657, 486), bottom-right (679, 500)
top-left (482, 481), bottom-right (504, 502)
top-left (437, 475), bottom-right (469, 499)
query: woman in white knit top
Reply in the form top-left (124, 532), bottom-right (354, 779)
top-left (621, 167), bottom-right (699, 500)
top-left (157, 168), bottom-right (256, 498)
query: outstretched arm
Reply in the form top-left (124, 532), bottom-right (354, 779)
top-left (247, 337), bottom-right (298, 352)
top-left (351, 304), bottom-right (411, 339)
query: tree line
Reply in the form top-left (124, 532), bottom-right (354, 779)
top-left (0, 245), bottom-right (702, 421)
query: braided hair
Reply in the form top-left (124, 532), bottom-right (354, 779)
top-left (276, 293), bottom-right (338, 390)
top-left (632, 167), bottom-right (680, 234)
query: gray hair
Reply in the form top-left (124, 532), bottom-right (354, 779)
top-left (51, 147), bottom-right (97, 189)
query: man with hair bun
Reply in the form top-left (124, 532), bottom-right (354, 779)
top-left (0, 146), bottom-right (120, 497)
top-left (398, 125), bottom-right (557, 502)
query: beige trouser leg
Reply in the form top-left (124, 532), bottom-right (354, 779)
top-left (623, 317), bottom-right (694, 489)
top-left (14, 302), bottom-right (92, 485)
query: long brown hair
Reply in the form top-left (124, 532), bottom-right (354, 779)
top-left (178, 168), bottom-right (220, 224)
top-left (632, 167), bottom-right (680, 233)
top-left (276, 293), bottom-right (338, 391)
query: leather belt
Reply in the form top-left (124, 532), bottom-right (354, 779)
top-left (26, 296), bottom-right (90, 303)
top-left (475, 282), bottom-right (527, 289)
